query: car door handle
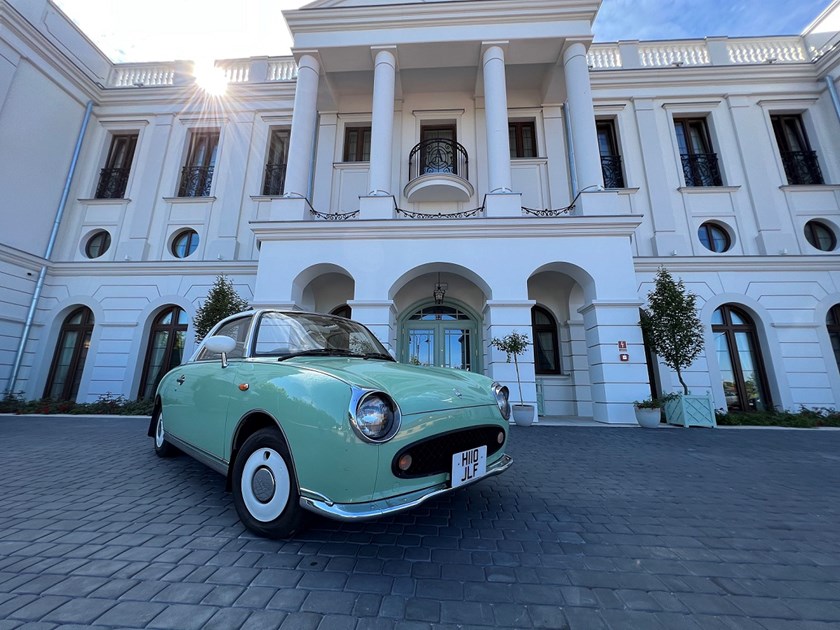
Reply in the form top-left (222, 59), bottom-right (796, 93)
top-left (176, 375), bottom-right (186, 385)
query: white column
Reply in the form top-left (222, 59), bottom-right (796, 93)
top-left (283, 54), bottom-right (320, 198)
top-left (563, 43), bottom-right (604, 192)
top-left (482, 45), bottom-right (512, 194)
top-left (368, 48), bottom-right (396, 196)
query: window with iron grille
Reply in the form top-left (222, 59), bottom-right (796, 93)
top-left (95, 133), bottom-right (137, 199)
top-left (508, 121), bottom-right (537, 158)
top-left (597, 120), bottom-right (625, 189)
top-left (674, 117), bottom-right (722, 187)
top-left (263, 128), bottom-right (290, 195)
top-left (771, 114), bottom-right (824, 185)
top-left (343, 125), bottom-right (372, 162)
top-left (178, 130), bottom-right (219, 197)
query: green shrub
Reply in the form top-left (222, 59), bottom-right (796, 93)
top-left (0, 392), bottom-right (153, 416)
top-left (715, 407), bottom-right (840, 428)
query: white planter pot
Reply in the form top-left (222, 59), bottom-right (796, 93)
top-left (512, 404), bottom-right (535, 427)
top-left (634, 406), bottom-right (661, 428)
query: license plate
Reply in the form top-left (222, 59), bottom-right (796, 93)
top-left (451, 445), bottom-right (487, 488)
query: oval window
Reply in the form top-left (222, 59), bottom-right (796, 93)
top-left (172, 229), bottom-right (199, 258)
top-left (84, 230), bottom-right (111, 259)
top-left (698, 222), bottom-right (731, 253)
top-left (804, 220), bottom-right (836, 252)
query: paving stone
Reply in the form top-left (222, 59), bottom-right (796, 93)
top-left (146, 603), bottom-right (218, 629)
top-left (93, 601), bottom-right (168, 627)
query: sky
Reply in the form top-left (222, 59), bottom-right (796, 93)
top-left (53, 0), bottom-right (834, 64)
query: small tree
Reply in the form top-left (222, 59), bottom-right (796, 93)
top-left (640, 266), bottom-right (704, 395)
top-left (193, 275), bottom-right (250, 341)
top-left (490, 331), bottom-right (530, 405)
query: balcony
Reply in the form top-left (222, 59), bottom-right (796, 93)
top-left (404, 139), bottom-right (473, 202)
top-left (600, 155), bottom-right (625, 189)
top-left (95, 167), bottom-right (130, 199)
top-left (263, 163), bottom-right (287, 196)
top-left (780, 151), bottom-right (824, 185)
top-left (178, 166), bottom-right (214, 197)
top-left (681, 153), bottom-right (723, 187)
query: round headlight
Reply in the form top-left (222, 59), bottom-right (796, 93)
top-left (493, 382), bottom-right (511, 420)
top-left (351, 392), bottom-right (399, 442)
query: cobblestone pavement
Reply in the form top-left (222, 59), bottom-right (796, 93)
top-left (1, 416), bottom-right (840, 629)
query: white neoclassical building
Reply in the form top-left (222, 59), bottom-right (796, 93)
top-left (1, 0), bottom-right (840, 423)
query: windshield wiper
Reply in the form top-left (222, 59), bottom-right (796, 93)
top-left (278, 349), bottom-right (354, 361)
top-left (277, 349), bottom-right (395, 362)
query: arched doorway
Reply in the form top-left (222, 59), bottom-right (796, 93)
top-left (399, 301), bottom-right (481, 372)
top-left (712, 304), bottom-right (771, 412)
top-left (138, 306), bottom-right (189, 400)
top-left (44, 306), bottom-right (94, 401)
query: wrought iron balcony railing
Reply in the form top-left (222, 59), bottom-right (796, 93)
top-left (408, 139), bottom-right (469, 183)
top-left (600, 155), bottom-right (625, 189)
top-left (95, 167), bottom-right (131, 199)
top-left (780, 150), bottom-right (824, 185)
top-left (178, 165), bottom-right (214, 197)
top-left (680, 153), bottom-right (723, 187)
top-left (262, 163), bottom-right (287, 196)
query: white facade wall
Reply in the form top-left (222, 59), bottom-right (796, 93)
top-left (1, 0), bottom-right (839, 422)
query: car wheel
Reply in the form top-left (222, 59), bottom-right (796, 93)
top-left (232, 428), bottom-right (309, 539)
top-left (153, 409), bottom-right (177, 458)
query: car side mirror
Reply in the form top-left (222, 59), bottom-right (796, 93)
top-left (204, 335), bottom-right (237, 368)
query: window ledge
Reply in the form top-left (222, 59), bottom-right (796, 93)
top-left (511, 157), bottom-right (548, 164)
top-left (78, 197), bottom-right (131, 205)
top-left (678, 186), bottom-right (740, 194)
top-left (612, 187), bottom-right (640, 195)
top-left (163, 196), bottom-right (217, 203)
top-left (333, 161), bottom-right (370, 169)
top-left (779, 184), bottom-right (840, 192)
top-left (250, 195), bottom-right (283, 201)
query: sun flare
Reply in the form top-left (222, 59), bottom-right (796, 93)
top-left (193, 62), bottom-right (229, 96)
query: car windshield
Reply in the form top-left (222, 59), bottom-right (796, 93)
top-left (252, 312), bottom-right (392, 360)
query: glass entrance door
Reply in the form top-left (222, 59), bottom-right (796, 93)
top-left (403, 304), bottom-right (478, 372)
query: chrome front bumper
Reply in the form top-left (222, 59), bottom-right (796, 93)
top-left (299, 453), bottom-right (513, 521)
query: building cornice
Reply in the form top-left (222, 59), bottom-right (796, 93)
top-left (46, 260), bottom-right (258, 277)
top-left (0, 0), bottom-right (102, 102)
top-left (0, 243), bottom-right (45, 271)
top-left (634, 256), bottom-right (840, 273)
top-left (251, 215), bottom-right (643, 241)
top-left (285, 0), bottom-right (600, 35)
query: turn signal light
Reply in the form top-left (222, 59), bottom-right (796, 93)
top-left (398, 454), bottom-right (412, 471)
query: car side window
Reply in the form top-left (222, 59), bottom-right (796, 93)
top-left (196, 316), bottom-right (252, 361)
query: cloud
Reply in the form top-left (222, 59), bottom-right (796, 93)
top-left (593, 0), bottom-right (831, 42)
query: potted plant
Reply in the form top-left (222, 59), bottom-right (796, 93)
top-left (490, 331), bottom-right (534, 426)
top-left (640, 267), bottom-right (715, 428)
top-left (633, 396), bottom-right (663, 428)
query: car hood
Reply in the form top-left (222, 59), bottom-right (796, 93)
top-left (292, 358), bottom-right (496, 415)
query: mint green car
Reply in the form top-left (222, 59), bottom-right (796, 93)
top-left (148, 310), bottom-right (513, 538)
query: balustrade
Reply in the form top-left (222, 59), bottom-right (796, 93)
top-left (681, 153), bottom-right (722, 187)
top-left (780, 151), bottom-right (824, 185)
top-left (95, 167), bottom-right (131, 199)
top-left (600, 155), bottom-right (625, 189)
top-left (408, 139), bottom-right (469, 182)
top-left (178, 166), bottom-right (214, 197)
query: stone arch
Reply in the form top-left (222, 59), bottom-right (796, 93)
top-left (290, 263), bottom-right (356, 312)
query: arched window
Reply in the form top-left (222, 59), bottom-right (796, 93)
top-left (44, 307), bottom-right (94, 401)
top-left (331, 304), bottom-right (351, 319)
top-left (531, 306), bottom-right (561, 374)
top-left (826, 304), bottom-right (840, 374)
top-left (712, 305), bottom-right (771, 412)
top-left (138, 306), bottom-right (189, 400)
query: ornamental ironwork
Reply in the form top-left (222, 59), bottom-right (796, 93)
top-left (262, 163), bottom-right (287, 196)
top-left (680, 153), bottom-right (722, 187)
top-left (780, 150), bottom-right (824, 185)
top-left (521, 206), bottom-right (574, 217)
top-left (95, 167), bottom-right (131, 199)
top-left (396, 206), bottom-right (483, 220)
top-left (600, 155), bottom-right (625, 189)
top-left (408, 139), bottom-right (469, 183)
top-left (309, 208), bottom-right (360, 221)
top-left (178, 165), bottom-right (214, 197)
